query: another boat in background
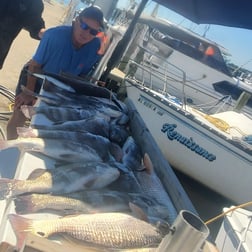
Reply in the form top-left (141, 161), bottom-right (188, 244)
top-left (215, 204), bottom-right (252, 252)
top-left (120, 15), bottom-right (252, 116)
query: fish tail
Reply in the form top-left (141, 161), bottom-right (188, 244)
top-left (20, 105), bottom-right (35, 119)
top-left (0, 178), bottom-right (28, 199)
top-left (17, 127), bottom-right (37, 138)
top-left (14, 195), bottom-right (39, 214)
top-left (8, 214), bottom-right (34, 251)
top-left (0, 178), bottom-right (16, 199)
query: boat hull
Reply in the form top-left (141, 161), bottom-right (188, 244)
top-left (125, 80), bottom-right (252, 206)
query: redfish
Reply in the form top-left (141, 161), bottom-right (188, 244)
top-left (9, 213), bottom-right (163, 250)
top-left (0, 162), bottom-right (120, 199)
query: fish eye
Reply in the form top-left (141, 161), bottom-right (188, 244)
top-left (37, 231), bottom-right (46, 237)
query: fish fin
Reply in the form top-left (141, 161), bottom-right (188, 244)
top-left (20, 105), bottom-right (35, 119)
top-left (129, 202), bottom-right (149, 222)
top-left (0, 178), bottom-right (16, 199)
top-left (143, 153), bottom-right (153, 174)
top-left (27, 168), bottom-right (46, 180)
top-left (17, 127), bottom-right (37, 138)
top-left (8, 214), bottom-right (33, 251)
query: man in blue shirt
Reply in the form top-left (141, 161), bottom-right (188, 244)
top-left (7, 6), bottom-right (104, 139)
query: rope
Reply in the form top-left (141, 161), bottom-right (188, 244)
top-left (205, 201), bottom-right (252, 225)
top-left (192, 108), bottom-right (249, 137)
top-left (204, 114), bottom-right (230, 131)
top-left (192, 108), bottom-right (230, 132)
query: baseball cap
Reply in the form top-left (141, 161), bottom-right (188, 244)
top-left (79, 6), bottom-right (104, 29)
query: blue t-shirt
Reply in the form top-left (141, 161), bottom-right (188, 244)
top-left (33, 26), bottom-right (101, 76)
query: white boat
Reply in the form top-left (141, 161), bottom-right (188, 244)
top-left (215, 205), bottom-right (252, 252)
top-left (121, 15), bottom-right (252, 116)
top-left (123, 60), bottom-right (252, 207)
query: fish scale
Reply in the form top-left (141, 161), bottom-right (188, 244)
top-left (9, 213), bottom-right (163, 249)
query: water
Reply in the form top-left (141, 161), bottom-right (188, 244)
top-left (174, 169), bottom-right (234, 241)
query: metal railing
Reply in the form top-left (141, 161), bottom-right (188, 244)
top-left (125, 46), bottom-right (235, 113)
top-left (126, 56), bottom-right (187, 108)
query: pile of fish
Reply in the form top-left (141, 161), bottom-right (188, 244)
top-left (0, 77), bottom-right (177, 251)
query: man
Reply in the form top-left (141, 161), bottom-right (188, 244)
top-left (7, 6), bottom-right (104, 139)
top-left (0, 0), bottom-right (45, 69)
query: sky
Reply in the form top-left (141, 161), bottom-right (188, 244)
top-left (116, 0), bottom-right (252, 72)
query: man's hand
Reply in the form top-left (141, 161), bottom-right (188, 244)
top-left (14, 92), bottom-right (35, 110)
top-left (38, 28), bottom-right (46, 39)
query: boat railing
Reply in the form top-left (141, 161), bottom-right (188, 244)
top-left (124, 45), bottom-right (243, 114)
top-left (126, 59), bottom-right (237, 115)
top-left (126, 54), bottom-right (188, 107)
top-left (126, 60), bottom-right (186, 107)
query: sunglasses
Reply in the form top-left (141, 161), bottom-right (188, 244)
top-left (79, 19), bottom-right (99, 36)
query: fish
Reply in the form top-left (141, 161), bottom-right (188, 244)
top-left (129, 194), bottom-right (173, 225)
top-left (122, 136), bottom-right (144, 171)
top-left (14, 189), bottom-right (164, 218)
top-left (108, 169), bottom-right (142, 193)
top-left (33, 75), bottom-right (77, 93)
top-left (9, 212), bottom-right (164, 250)
top-left (113, 113), bottom-right (130, 125)
top-left (41, 79), bottom-right (126, 112)
top-left (0, 162), bottom-right (120, 200)
top-left (14, 190), bottom-right (133, 215)
top-left (21, 105), bottom-right (103, 122)
top-left (21, 85), bottom-right (63, 106)
top-left (30, 116), bottom-right (111, 138)
top-left (21, 104), bottom-right (122, 123)
top-left (22, 77), bottom-right (128, 116)
top-left (16, 129), bottom-right (123, 162)
top-left (0, 137), bottom-right (102, 162)
top-left (133, 153), bottom-right (177, 224)
top-left (109, 122), bottom-right (130, 146)
top-left (22, 84), bottom-right (125, 118)
top-left (28, 115), bottom-right (129, 145)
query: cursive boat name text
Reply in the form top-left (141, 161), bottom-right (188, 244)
top-left (161, 123), bottom-right (216, 161)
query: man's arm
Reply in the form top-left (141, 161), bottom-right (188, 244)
top-left (26, 60), bottom-right (42, 91)
top-left (14, 60), bottom-right (42, 109)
